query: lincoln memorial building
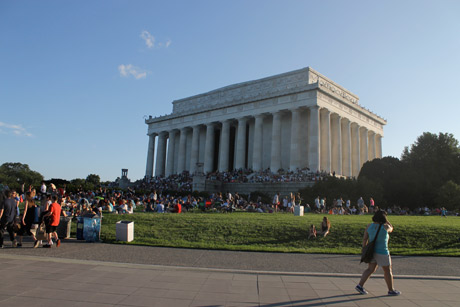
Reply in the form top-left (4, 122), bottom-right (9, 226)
top-left (145, 67), bottom-right (386, 178)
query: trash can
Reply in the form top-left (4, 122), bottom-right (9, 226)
top-left (57, 216), bottom-right (72, 239)
top-left (294, 205), bottom-right (304, 216)
top-left (76, 217), bottom-right (84, 240)
top-left (116, 221), bottom-right (134, 242)
top-left (83, 217), bottom-right (101, 242)
top-left (76, 216), bottom-right (101, 242)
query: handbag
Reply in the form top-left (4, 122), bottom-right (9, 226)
top-left (360, 224), bottom-right (382, 263)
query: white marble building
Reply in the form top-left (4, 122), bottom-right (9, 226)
top-left (145, 67), bottom-right (386, 178)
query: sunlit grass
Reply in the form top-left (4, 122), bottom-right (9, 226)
top-left (98, 212), bottom-right (460, 256)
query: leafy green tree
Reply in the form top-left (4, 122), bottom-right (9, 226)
top-left (359, 157), bottom-right (422, 208)
top-left (86, 174), bottom-right (101, 186)
top-left (0, 162), bottom-right (44, 191)
top-left (402, 132), bottom-right (460, 184)
top-left (436, 181), bottom-right (460, 211)
top-left (401, 132), bottom-right (460, 207)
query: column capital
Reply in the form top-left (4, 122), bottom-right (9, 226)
top-left (272, 111), bottom-right (283, 119)
top-left (221, 118), bottom-right (234, 125)
top-left (158, 131), bottom-right (168, 137)
top-left (331, 112), bottom-right (342, 119)
top-left (289, 107), bottom-right (302, 114)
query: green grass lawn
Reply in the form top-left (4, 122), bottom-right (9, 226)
top-left (97, 212), bottom-right (460, 256)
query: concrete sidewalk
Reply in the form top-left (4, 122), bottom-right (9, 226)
top-left (1, 238), bottom-right (460, 277)
top-left (1, 251), bottom-right (460, 306)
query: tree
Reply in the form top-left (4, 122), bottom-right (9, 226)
top-left (401, 132), bottom-right (460, 207)
top-left (359, 157), bottom-right (422, 208)
top-left (436, 181), bottom-right (460, 211)
top-left (86, 174), bottom-right (101, 186)
top-left (402, 132), bottom-right (460, 186)
top-left (0, 162), bottom-right (44, 191)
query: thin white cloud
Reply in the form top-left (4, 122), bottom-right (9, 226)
top-left (0, 121), bottom-right (33, 137)
top-left (118, 64), bottom-right (147, 79)
top-left (140, 30), bottom-right (155, 48)
top-left (141, 30), bottom-right (171, 49)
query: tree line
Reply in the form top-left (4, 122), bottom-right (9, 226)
top-left (300, 132), bottom-right (460, 211)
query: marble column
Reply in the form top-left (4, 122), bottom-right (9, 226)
top-left (321, 109), bottom-right (331, 173)
top-left (219, 120), bottom-right (231, 172)
top-left (204, 123), bottom-right (215, 173)
top-left (235, 117), bottom-right (247, 170)
top-left (189, 125), bottom-right (201, 174)
top-left (352, 123), bottom-right (361, 177)
top-left (376, 134), bottom-right (383, 158)
top-left (308, 106), bottom-right (320, 173)
top-left (369, 131), bottom-right (376, 160)
top-left (270, 112), bottom-right (282, 172)
top-left (342, 119), bottom-right (352, 177)
top-left (360, 127), bottom-right (369, 167)
top-left (166, 130), bottom-right (177, 176)
top-left (331, 114), bottom-right (342, 176)
top-left (145, 133), bottom-right (156, 178)
top-left (252, 114), bottom-right (264, 171)
top-left (289, 108), bottom-right (301, 171)
top-left (155, 132), bottom-right (167, 177)
top-left (177, 128), bottom-right (187, 173)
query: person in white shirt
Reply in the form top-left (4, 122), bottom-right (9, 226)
top-left (40, 182), bottom-right (47, 195)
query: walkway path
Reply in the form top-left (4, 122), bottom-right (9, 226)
top-left (1, 240), bottom-right (459, 306)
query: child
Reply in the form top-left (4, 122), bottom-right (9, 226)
top-left (308, 224), bottom-right (317, 240)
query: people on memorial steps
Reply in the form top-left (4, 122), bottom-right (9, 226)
top-left (205, 168), bottom-right (331, 183)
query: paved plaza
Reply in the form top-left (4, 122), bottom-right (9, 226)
top-left (1, 240), bottom-right (459, 306)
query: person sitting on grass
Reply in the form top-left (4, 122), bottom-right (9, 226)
top-left (318, 216), bottom-right (331, 237)
top-left (308, 224), bottom-right (317, 240)
top-left (173, 201), bottom-right (182, 213)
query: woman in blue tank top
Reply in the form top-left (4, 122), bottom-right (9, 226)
top-left (355, 210), bottom-right (401, 296)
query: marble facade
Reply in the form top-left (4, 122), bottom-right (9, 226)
top-left (145, 67), bottom-right (386, 178)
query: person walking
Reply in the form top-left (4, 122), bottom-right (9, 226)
top-left (0, 190), bottom-right (18, 248)
top-left (17, 191), bottom-right (39, 248)
top-left (356, 210), bottom-right (401, 296)
top-left (42, 195), bottom-right (61, 248)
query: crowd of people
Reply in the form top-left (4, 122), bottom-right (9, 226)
top-left (206, 168), bottom-right (332, 183)
top-left (1, 176), bottom-right (456, 249)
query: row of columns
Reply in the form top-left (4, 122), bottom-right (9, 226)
top-left (145, 107), bottom-right (383, 178)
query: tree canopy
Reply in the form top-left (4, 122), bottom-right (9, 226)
top-left (0, 162), bottom-right (44, 191)
top-left (301, 132), bottom-right (460, 212)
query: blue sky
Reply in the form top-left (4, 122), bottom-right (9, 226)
top-left (1, 0), bottom-right (459, 182)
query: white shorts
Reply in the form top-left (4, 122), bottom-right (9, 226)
top-left (371, 253), bottom-right (391, 267)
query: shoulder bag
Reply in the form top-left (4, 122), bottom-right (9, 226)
top-left (360, 224), bottom-right (382, 263)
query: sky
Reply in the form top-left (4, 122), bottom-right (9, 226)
top-left (1, 0), bottom-right (460, 182)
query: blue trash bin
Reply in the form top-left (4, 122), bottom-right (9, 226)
top-left (83, 217), bottom-right (101, 242)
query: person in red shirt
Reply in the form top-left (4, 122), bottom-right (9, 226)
top-left (174, 201), bottom-right (182, 214)
top-left (43, 195), bottom-right (62, 248)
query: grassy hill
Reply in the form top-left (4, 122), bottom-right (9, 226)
top-left (98, 212), bottom-right (460, 256)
